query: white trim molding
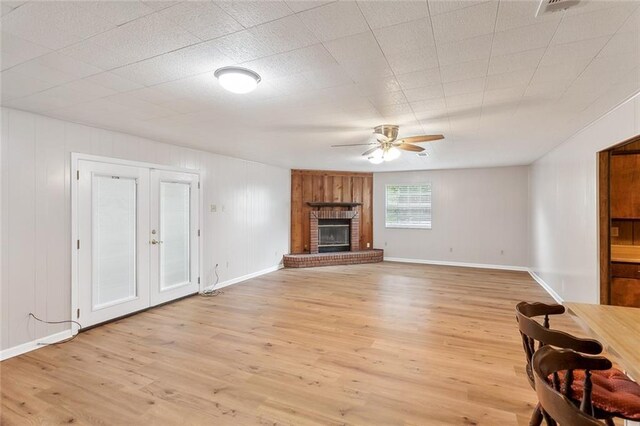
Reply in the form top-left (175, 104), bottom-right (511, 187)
top-left (202, 264), bottom-right (283, 292)
top-left (384, 257), bottom-right (529, 271)
top-left (527, 270), bottom-right (564, 303)
top-left (0, 330), bottom-right (74, 361)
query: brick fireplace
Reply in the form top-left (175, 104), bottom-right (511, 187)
top-left (310, 209), bottom-right (359, 254)
top-left (283, 201), bottom-right (383, 268)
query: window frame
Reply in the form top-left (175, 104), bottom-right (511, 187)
top-left (384, 183), bottom-right (432, 230)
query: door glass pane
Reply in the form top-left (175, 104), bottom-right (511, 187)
top-left (160, 182), bottom-right (190, 290)
top-left (92, 175), bottom-right (137, 308)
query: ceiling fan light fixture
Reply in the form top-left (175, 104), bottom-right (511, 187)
top-left (214, 66), bottom-right (261, 94)
top-left (384, 146), bottom-right (401, 161)
top-left (335, 124), bottom-right (443, 164)
top-left (368, 148), bottom-right (384, 164)
top-left (367, 148), bottom-right (384, 164)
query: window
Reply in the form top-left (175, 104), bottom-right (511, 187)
top-left (385, 184), bottom-right (432, 229)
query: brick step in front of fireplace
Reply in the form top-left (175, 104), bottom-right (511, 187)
top-left (283, 249), bottom-right (384, 268)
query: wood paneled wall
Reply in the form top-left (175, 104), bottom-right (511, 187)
top-left (290, 170), bottom-right (373, 254)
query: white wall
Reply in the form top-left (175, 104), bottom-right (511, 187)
top-left (374, 166), bottom-right (529, 269)
top-left (0, 107), bottom-right (290, 353)
top-left (530, 94), bottom-right (640, 303)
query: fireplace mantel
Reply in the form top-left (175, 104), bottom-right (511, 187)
top-left (306, 202), bottom-right (362, 209)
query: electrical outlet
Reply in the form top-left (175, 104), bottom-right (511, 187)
top-left (500, 250), bottom-right (504, 255)
top-left (226, 261), bottom-right (229, 268)
top-left (366, 242), bottom-right (370, 248)
top-left (449, 247), bottom-right (453, 252)
top-left (210, 204), bottom-right (217, 212)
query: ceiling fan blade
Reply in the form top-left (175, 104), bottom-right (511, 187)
top-left (331, 143), bottom-right (378, 147)
top-left (397, 143), bottom-right (425, 152)
top-left (362, 146), bottom-right (381, 156)
top-left (400, 134), bottom-right (444, 144)
top-left (374, 133), bottom-right (391, 143)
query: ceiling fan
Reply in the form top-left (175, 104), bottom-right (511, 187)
top-left (331, 125), bottom-right (444, 164)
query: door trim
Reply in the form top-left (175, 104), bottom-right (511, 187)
top-left (598, 150), bottom-right (610, 304)
top-left (71, 153), bottom-right (202, 334)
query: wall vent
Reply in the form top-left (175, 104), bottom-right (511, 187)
top-left (536, 0), bottom-right (580, 16)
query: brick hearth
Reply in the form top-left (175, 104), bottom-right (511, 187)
top-left (283, 249), bottom-right (384, 268)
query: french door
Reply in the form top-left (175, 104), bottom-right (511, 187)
top-left (76, 160), bottom-right (199, 328)
top-left (149, 170), bottom-right (199, 306)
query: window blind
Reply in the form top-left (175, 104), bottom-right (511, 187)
top-left (385, 184), bottom-right (432, 229)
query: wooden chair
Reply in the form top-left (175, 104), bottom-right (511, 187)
top-left (515, 302), bottom-right (610, 425)
top-left (532, 346), bottom-right (611, 426)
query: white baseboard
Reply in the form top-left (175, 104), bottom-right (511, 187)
top-left (202, 264), bottom-right (283, 292)
top-left (383, 257), bottom-right (564, 302)
top-left (527, 270), bottom-right (564, 303)
top-left (0, 329), bottom-right (74, 361)
top-left (383, 256), bottom-right (529, 272)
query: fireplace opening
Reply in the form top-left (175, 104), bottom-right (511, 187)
top-left (318, 219), bottom-right (350, 253)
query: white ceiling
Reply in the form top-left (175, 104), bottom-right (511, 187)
top-left (1, 0), bottom-right (639, 171)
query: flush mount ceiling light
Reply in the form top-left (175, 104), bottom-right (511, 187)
top-left (214, 66), bottom-right (261, 94)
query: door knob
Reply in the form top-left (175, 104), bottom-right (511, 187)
top-left (150, 239), bottom-right (163, 245)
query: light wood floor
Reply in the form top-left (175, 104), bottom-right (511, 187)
top-left (1, 262), bottom-right (587, 425)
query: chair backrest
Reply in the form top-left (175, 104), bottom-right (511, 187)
top-left (515, 302), bottom-right (603, 387)
top-left (532, 346), bottom-right (612, 426)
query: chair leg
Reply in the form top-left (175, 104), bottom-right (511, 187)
top-left (529, 403), bottom-right (543, 426)
top-left (542, 408), bottom-right (557, 426)
top-left (604, 418), bottom-right (615, 426)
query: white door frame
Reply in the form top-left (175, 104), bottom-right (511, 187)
top-left (71, 153), bottom-right (202, 334)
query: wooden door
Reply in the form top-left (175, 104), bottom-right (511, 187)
top-left (610, 154), bottom-right (640, 219)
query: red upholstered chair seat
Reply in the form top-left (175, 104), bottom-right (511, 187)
top-left (553, 368), bottom-right (640, 420)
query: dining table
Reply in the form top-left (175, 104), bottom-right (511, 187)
top-left (564, 302), bottom-right (640, 381)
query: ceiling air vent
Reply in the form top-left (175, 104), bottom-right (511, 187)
top-left (416, 152), bottom-right (429, 158)
top-left (536, 0), bottom-right (579, 16)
